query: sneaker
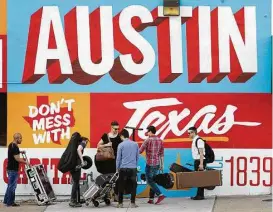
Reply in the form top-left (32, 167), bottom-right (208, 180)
top-left (117, 203), bottom-right (123, 208)
top-left (155, 195), bottom-right (166, 204)
top-left (74, 202), bottom-right (82, 207)
top-left (6, 203), bottom-right (20, 207)
top-left (69, 200), bottom-right (82, 207)
top-left (191, 196), bottom-right (204, 200)
top-left (130, 203), bottom-right (138, 208)
top-left (147, 200), bottom-right (154, 204)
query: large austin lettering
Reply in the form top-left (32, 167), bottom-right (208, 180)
top-left (22, 5), bottom-right (257, 84)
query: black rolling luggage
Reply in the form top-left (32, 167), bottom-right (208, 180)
top-left (23, 153), bottom-right (56, 205)
top-left (170, 163), bottom-right (192, 173)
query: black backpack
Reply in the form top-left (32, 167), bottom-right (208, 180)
top-left (195, 138), bottom-right (215, 163)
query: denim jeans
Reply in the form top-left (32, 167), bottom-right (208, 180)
top-left (4, 170), bottom-right (19, 206)
top-left (145, 165), bottom-right (162, 199)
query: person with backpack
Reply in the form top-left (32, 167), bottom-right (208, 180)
top-left (188, 126), bottom-right (214, 200)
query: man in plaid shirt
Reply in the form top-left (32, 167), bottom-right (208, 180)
top-left (139, 126), bottom-right (166, 204)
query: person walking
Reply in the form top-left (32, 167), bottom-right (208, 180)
top-left (139, 126), bottom-right (166, 205)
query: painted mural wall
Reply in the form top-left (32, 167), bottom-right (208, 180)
top-left (0, 0), bottom-right (272, 197)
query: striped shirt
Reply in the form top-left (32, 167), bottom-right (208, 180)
top-left (139, 135), bottom-right (164, 166)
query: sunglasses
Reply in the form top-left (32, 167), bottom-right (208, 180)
top-left (113, 127), bottom-right (119, 131)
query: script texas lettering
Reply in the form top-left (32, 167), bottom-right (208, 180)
top-left (123, 98), bottom-right (261, 139)
top-left (22, 6), bottom-right (257, 84)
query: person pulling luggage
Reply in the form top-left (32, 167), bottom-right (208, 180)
top-left (116, 129), bottom-right (139, 208)
top-left (4, 133), bottom-right (27, 207)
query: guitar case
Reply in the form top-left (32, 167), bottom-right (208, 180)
top-left (170, 163), bottom-right (192, 173)
top-left (57, 132), bottom-right (82, 173)
top-left (154, 173), bottom-right (174, 189)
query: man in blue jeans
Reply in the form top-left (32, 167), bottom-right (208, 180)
top-left (4, 133), bottom-right (26, 207)
top-left (139, 126), bottom-right (166, 204)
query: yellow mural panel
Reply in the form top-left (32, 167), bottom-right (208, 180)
top-left (7, 93), bottom-right (90, 148)
top-left (0, 0), bottom-right (6, 34)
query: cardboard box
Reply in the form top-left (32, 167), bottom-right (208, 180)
top-left (176, 170), bottom-right (222, 189)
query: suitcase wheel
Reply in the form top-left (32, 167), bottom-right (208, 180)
top-left (93, 200), bottom-right (99, 207)
top-left (104, 198), bottom-right (111, 206)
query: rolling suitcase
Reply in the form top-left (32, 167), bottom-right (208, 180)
top-left (82, 183), bottom-right (101, 200)
top-left (83, 172), bottom-right (119, 207)
top-left (95, 173), bottom-right (116, 187)
top-left (22, 153), bottom-right (56, 205)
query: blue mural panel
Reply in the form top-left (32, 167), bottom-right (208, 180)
top-left (7, 0), bottom-right (272, 93)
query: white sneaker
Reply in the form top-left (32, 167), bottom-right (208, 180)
top-left (117, 203), bottom-right (123, 208)
top-left (130, 203), bottom-right (139, 208)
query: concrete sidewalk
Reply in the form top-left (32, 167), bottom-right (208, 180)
top-left (213, 195), bottom-right (272, 212)
top-left (0, 195), bottom-right (272, 212)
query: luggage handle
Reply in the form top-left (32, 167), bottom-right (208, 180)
top-left (185, 163), bottom-right (210, 171)
top-left (21, 152), bottom-right (30, 168)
